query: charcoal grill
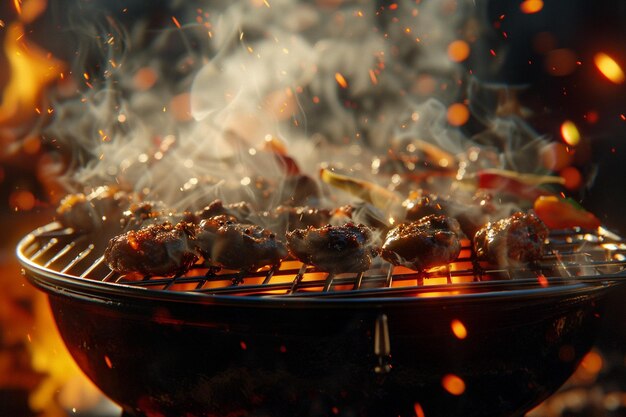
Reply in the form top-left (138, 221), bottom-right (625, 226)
top-left (17, 222), bottom-right (626, 417)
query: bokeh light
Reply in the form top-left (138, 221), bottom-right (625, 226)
top-left (446, 103), bottom-right (469, 126)
top-left (451, 319), bottom-right (468, 339)
top-left (442, 374), bottom-right (466, 396)
top-left (545, 49), bottom-right (578, 76)
top-left (540, 142), bottom-right (574, 171)
top-left (560, 120), bottom-right (581, 146)
top-left (520, 0), bottom-right (544, 14)
top-left (560, 166), bottom-right (582, 190)
top-left (447, 40), bottom-right (470, 62)
top-left (594, 52), bottom-right (625, 84)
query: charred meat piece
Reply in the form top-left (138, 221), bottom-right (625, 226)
top-left (381, 215), bottom-right (462, 271)
top-left (286, 223), bottom-right (378, 273)
top-left (104, 222), bottom-right (198, 277)
top-left (473, 211), bottom-right (549, 267)
top-left (195, 216), bottom-right (288, 271)
top-left (56, 186), bottom-right (132, 232)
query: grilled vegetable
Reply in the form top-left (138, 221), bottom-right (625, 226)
top-left (475, 169), bottom-right (563, 202)
top-left (533, 196), bottom-right (601, 230)
top-left (319, 168), bottom-right (401, 213)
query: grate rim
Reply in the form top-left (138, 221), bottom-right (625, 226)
top-left (17, 222), bottom-right (626, 299)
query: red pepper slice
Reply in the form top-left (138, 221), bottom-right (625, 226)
top-left (533, 195), bottom-right (601, 230)
top-left (477, 171), bottom-right (554, 202)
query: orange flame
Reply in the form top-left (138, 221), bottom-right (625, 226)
top-left (0, 0), bottom-right (65, 125)
top-left (594, 52), bottom-right (625, 84)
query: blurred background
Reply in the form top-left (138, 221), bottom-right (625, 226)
top-left (0, 1), bottom-right (625, 416)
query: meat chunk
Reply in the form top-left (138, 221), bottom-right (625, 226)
top-left (473, 211), bottom-right (549, 267)
top-left (195, 216), bottom-right (288, 271)
top-left (286, 223), bottom-right (378, 273)
top-left (381, 215), bottom-right (462, 271)
top-left (56, 186), bottom-right (132, 232)
top-left (104, 222), bottom-right (198, 277)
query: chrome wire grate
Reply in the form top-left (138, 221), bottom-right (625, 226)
top-left (18, 223), bottom-right (626, 298)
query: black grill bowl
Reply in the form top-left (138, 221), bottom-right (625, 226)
top-left (20, 270), bottom-right (616, 417)
top-left (16, 224), bottom-right (625, 417)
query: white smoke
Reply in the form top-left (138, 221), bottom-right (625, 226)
top-left (42, 0), bottom-right (550, 211)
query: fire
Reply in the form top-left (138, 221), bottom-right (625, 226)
top-left (594, 52), bottom-right (625, 84)
top-left (0, 0), bottom-right (64, 125)
top-left (441, 374), bottom-right (466, 395)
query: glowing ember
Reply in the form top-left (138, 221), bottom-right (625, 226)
top-left (520, 0), bottom-right (544, 14)
top-left (537, 274), bottom-right (549, 288)
top-left (560, 120), bottom-right (581, 146)
top-left (414, 402), bottom-right (426, 417)
top-left (441, 374), bottom-right (466, 395)
top-left (335, 72), bottom-right (348, 89)
top-left (446, 103), bottom-right (469, 126)
top-left (447, 40), bottom-right (470, 63)
top-left (594, 52), bottom-right (625, 84)
top-left (451, 319), bottom-right (468, 339)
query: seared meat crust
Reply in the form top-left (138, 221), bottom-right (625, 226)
top-left (195, 216), bottom-right (288, 271)
top-left (286, 223), bottom-right (378, 273)
top-left (57, 186), bottom-right (132, 232)
top-left (381, 215), bottom-right (462, 271)
top-left (104, 222), bottom-right (198, 277)
top-left (473, 211), bottom-right (549, 266)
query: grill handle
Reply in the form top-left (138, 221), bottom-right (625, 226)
top-left (374, 313), bottom-right (392, 374)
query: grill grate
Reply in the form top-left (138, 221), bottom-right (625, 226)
top-left (18, 222), bottom-right (626, 298)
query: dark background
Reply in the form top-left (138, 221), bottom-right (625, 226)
top-left (0, 1), bottom-right (625, 416)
